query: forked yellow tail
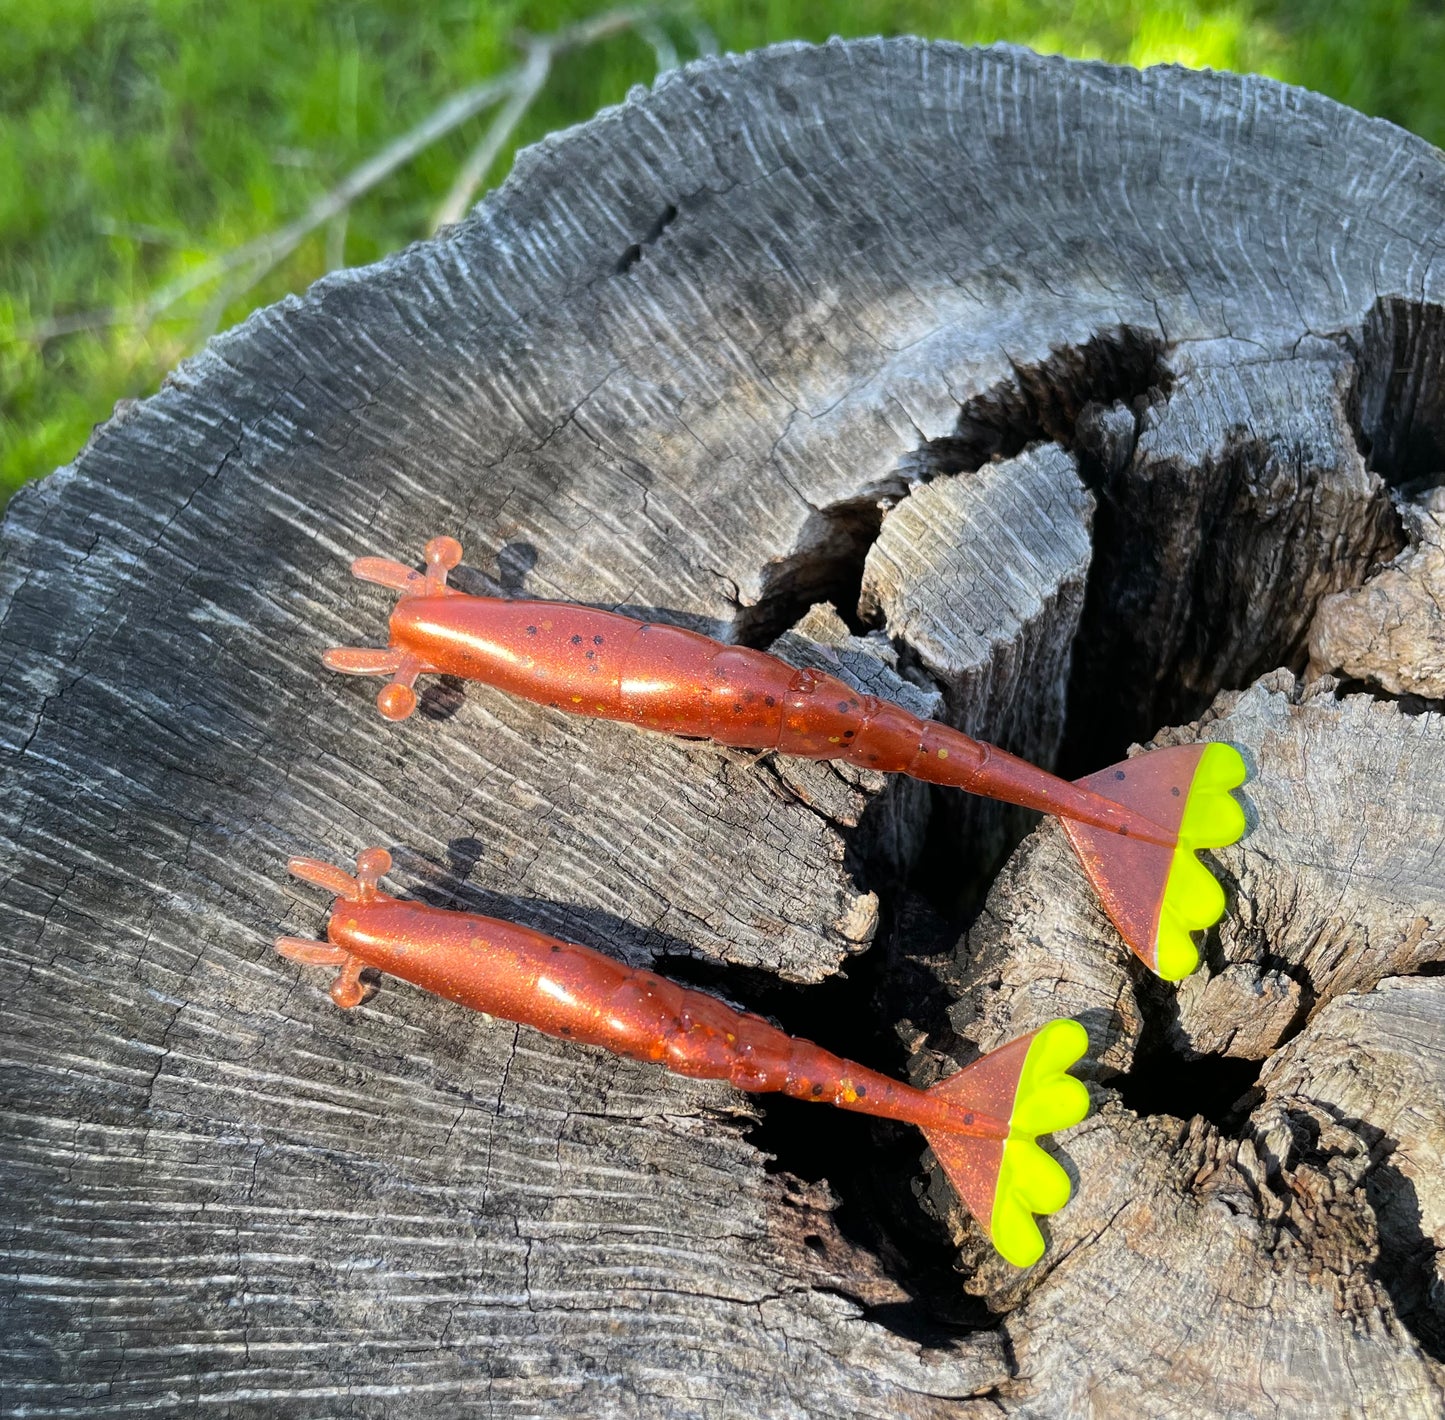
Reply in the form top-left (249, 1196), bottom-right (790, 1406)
top-left (1061, 741), bottom-right (1249, 978)
top-left (922, 1018), bottom-right (1090, 1267)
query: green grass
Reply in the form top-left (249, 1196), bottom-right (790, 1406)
top-left (3, 0), bottom-right (1443, 499)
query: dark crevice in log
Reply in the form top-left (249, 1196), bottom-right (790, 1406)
top-left (1048, 319), bottom-right (1419, 775)
top-left (1354, 297), bottom-right (1445, 490)
top-left (913, 326), bottom-right (1167, 478)
top-left (1123, 968), bottom-right (1268, 1132)
top-left (734, 328), bottom-right (1165, 658)
top-left (1061, 434), bottom-right (1292, 773)
top-left (1061, 448), bottom-right (1401, 777)
top-left (616, 201), bottom-right (680, 274)
top-left (1112, 1048), bottom-right (1263, 1134)
top-left (1324, 674), bottom-right (1445, 719)
top-left (910, 784), bottom-right (1035, 926)
top-left (811, 1287), bottom-right (989, 1353)
top-left (731, 497), bottom-right (887, 647)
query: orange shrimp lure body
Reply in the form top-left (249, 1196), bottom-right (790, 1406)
top-left (325, 538), bottom-right (1250, 980)
top-left (278, 848), bottom-right (1091, 1267)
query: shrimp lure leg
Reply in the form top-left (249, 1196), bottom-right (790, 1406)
top-left (323, 536), bottom-right (464, 721)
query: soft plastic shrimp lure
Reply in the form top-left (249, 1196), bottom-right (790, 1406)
top-left (324, 538), bottom-right (1249, 980)
top-left (278, 847), bottom-right (1091, 1267)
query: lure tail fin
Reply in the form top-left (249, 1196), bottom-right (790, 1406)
top-left (920, 1018), bottom-right (1090, 1267)
top-left (1060, 742), bottom-right (1248, 979)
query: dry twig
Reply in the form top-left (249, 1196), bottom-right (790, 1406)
top-left (15, 5), bottom-right (673, 346)
top-left (430, 39), bottom-right (553, 234)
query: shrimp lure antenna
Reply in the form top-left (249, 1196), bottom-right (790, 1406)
top-left (322, 536), bottom-right (463, 722)
top-left (275, 847), bottom-right (395, 1007)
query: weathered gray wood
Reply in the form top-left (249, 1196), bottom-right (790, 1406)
top-left (1311, 487), bottom-right (1445, 699)
top-left (861, 446), bottom-right (1093, 750)
top-left (861, 445), bottom-right (1094, 868)
top-left (1257, 975), bottom-right (1445, 1360)
top-left (939, 675), bottom-right (1445, 1412)
top-left (1171, 674), bottom-right (1445, 1044)
top-left (5, 35), bottom-right (1445, 1420)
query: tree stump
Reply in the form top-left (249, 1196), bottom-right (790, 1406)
top-left (4, 38), bottom-right (1445, 1419)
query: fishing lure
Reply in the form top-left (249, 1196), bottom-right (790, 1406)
top-left (277, 847), bottom-right (1091, 1267)
top-left (324, 537), bottom-right (1248, 980)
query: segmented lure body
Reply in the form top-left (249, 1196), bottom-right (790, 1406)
top-left (278, 849), bottom-right (1092, 1266)
top-left (325, 539), bottom-right (1251, 979)
top-left (331, 540), bottom-right (1167, 844)
top-left (302, 873), bottom-right (978, 1131)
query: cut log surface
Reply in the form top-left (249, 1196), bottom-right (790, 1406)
top-left (4, 37), bottom-right (1445, 1419)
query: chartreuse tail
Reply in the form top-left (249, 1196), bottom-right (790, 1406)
top-left (922, 1019), bottom-right (1090, 1267)
top-left (1060, 741), bottom-right (1249, 979)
